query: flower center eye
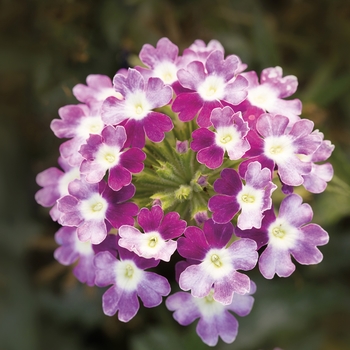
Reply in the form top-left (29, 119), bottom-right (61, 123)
top-left (272, 226), bottom-right (286, 238)
top-left (135, 105), bottom-right (143, 114)
top-left (124, 264), bottom-right (134, 278)
top-left (241, 194), bottom-right (255, 203)
top-left (207, 86), bottom-right (217, 96)
top-left (270, 145), bottom-right (283, 154)
top-left (104, 153), bottom-right (115, 163)
top-left (92, 202), bottom-right (103, 212)
top-left (220, 134), bottom-right (232, 144)
top-left (210, 254), bottom-right (223, 268)
top-left (163, 72), bottom-right (173, 83)
top-left (148, 236), bottom-right (158, 248)
top-left (204, 290), bottom-right (215, 303)
top-left (255, 93), bottom-right (268, 104)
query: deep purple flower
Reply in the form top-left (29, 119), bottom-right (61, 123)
top-left (209, 162), bottom-right (277, 228)
top-left (118, 205), bottom-right (186, 262)
top-left (101, 68), bottom-right (173, 148)
top-left (94, 246), bottom-right (170, 322)
top-left (235, 194), bottom-right (329, 279)
top-left (172, 50), bottom-right (248, 127)
top-left (79, 125), bottom-right (146, 191)
top-left (166, 282), bottom-right (256, 346)
top-left (177, 219), bottom-right (258, 305)
top-left (191, 106), bottom-right (250, 169)
top-left (239, 114), bottom-right (322, 187)
top-left (57, 178), bottom-right (138, 244)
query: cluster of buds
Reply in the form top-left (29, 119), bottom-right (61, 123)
top-left (35, 38), bottom-right (334, 346)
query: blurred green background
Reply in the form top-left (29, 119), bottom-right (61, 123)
top-left (1, 0), bottom-right (350, 349)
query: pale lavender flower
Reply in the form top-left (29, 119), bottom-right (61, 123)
top-left (177, 219), bottom-right (258, 305)
top-left (301, 130), bottom-right (335, 193)
top-left (101, 68), bottom-right (173, 148)
top-left (94, 245), bottom-right (170, 322)
top-left (118, 205), bottom-right (186, 262)
top-left (239, 66), bottom-right (302, 124)
top-left (239, 114), bottom-right (322, 187)
top-left (54, 227), bottom-right (118, 286)
top-left (166, 281), bottom-right (256, 346)
top-left (79, 125), bottom-right (145, 191)
top-left (191, 106), bottom-right (250, 169)
top-left (35, 156), bottom-right (80, 221)
top-left (209, 162), bottom-right (277, 228)
top-left (138, 37), bottom-right (182, 86)
top-left (72, 74), bottom-right (123, 109)
top-left (57, 179), bottom-right (138, 244)
top-left (235, 194), bottom-right (329, 279)
top-left (172, 50), bottom-right (248, 127)
top-left (51, 104), bottom-right (105, 166)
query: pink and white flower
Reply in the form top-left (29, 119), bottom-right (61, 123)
top-left (118, 205), bottom-right (186, 262)
top-left (79, 125), bottom-right (145, 191)
top-left (191, 106), bottom-right (250, 169)
top-left (101, 68), bottom-right (173, 148)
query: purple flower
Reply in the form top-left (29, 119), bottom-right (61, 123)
top-left (191, 106), bottom-right (250, 169)
top-left (118, 205), bottom-right (186, 262)
top-left (94, 246), bottom-right (171, 322)
top-left (238, 66), bottom-right (302, 124)
top-left (137, 37), bottom-right (183, 86)
top-left (72, 74), bottom-right (123, 109)
top-left (172, 50), bottom-right (248, 127)
top-left (51, 104), bottom-right (105, 166)
top-left (54, 227), bottom-right (118, 286)
top-left (235, 194), bottom-right (329, 279)
top-left (177, 219), bottom-right (258, 305)
top-left (240, 114), bottom-right (322, 187)
top-left (79, 125), bottom-right (146, 191)
top-left (57, 179), bottom-right (138, 244)
top-left (101, 68), bottom-right (173, 148)
top-left (209, 162), bottom-right (277, 228)
top-left (35, 157), bottom-right (80, 221)
top-left (166, 282), bottom-right (256, 346)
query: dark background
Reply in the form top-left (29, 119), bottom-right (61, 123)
top-left (1, 0), bottom-right (350, 349)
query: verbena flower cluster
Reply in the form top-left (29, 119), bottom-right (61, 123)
top-left (35, 37), bottom-right (334, 346)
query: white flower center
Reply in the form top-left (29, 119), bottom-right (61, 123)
top-left (137, 231), bottom-right (165, 259)
top-left (268, 218), bottom-right (298, 249)
top-left (115, 260), bottom-right (143, 291)
top-left (124, 91), bottom-right (151, 120)
top-left (264, 135), bottom-right (294, 163)
top-left (80, 193), bottom-right (108, 221)
top-left (194, 289), bottom-right (225, 318)
top-left (75, 238), bottom-right (94, 255)
top-left (153, 61), bottom-right (178, 84)
top-left (198, 75), bottom-right (225, 101)
top-left (202, 248), bottom-right (233, 279)
top-left (248, 85), bottom-right (276, 110)
top-left (237, 185), bottom-right (264, 209)
top-left (95, 143), bottom-right (120, 169)
top-left (77, 116), bottom-right (104, 139)
top-left (215, 126), bottom-right (239, 149)
top-left (58, 167), bottom-right (80, 196)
